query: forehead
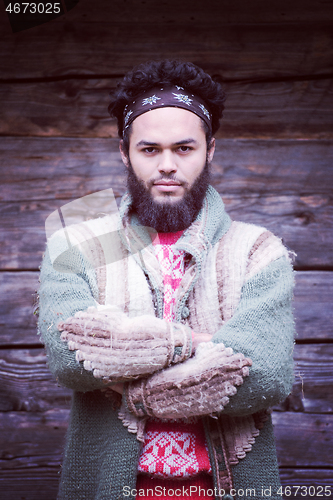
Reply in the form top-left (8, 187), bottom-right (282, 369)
top-left (129, 107), bottom-right (206, 144)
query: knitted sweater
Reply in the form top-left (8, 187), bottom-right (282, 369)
top-left (38, 186), bottom-right (295, 500)
top-left (137, 230), bottom-right (212, 480)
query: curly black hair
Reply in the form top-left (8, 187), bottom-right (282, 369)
top-left (108, 60), bottom-right (226, 149)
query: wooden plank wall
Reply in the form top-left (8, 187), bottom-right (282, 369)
top-left (0, 0), bottom-right (332, 498)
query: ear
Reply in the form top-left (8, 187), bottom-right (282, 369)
top-left (119, 140), bottom-right (129, 168)
top-left (207, 137), bottom-right (215, 163)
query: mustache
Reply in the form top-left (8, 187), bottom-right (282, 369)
top-left (147, 175), bottom-right (189, 188)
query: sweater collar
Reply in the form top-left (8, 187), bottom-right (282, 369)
top-left (117, 187), bottom-right (232, 320)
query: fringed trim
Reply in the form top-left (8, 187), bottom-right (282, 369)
top-left (101, 386), bottom-right (147, 442)
top-left (101, 386), bottom-right (122, 409)
top-left (221, 414), bottom-right (259, 464)
top-left (204, 410), bottom-right (270, 498)
top-left (216, 410), bottom-right (270, 466)
top-left (118, 398), bottom-right (147, 443)
top-left (246, 230), bottom-right (289, 281)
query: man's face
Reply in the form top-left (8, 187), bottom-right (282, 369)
top-left (120, 107), bottom-right (215, 232)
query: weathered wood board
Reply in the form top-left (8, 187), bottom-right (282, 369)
top-left (222, 194), bottom-right (333, 269)
top-left (1, 78), bottom-right (332, 139)
top-left (1, 1), bottom-right (333, 80)
top-left (0, 411), bottom-right (331, 493)
top-left (2, 0), bottom-right (333, 31)
top-left (0, 473), bottom-right (60, 500)
top-left (2, 0), bottom-right (333, 27)
top-left (1, 138), bottom-right (332, 269)
top-left (272, 412), bottom-right (333, 468)
top-left (0, 409), bottom-right (69, 471)
top-left (293, 272), bottom-right (333, 341)
top-left (0, 272), bottom-right (40, 345)
top-left (1, 271), bottom-right (333, 346)
top-left (0, 343), bottom-right (332, 413)
top-left (219, 78), bottom-right (333, 140)
top-left (279, 469), bottom-right (333, 497)
top-left (284, 343), bottom-right (333, 413)
top-left (0, 348), bottom-right (72, 412)
top-left (2, 138), bottom-right (332, 202)
top-left (0, 470), bottom-right (331, 500)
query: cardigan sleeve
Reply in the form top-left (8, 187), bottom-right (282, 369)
top-left (123, 255), bottom-right (295, 419)
top-left (213, 254), bottom-right (295, 416)
top-left (38, 246), bottom-right (109, 392)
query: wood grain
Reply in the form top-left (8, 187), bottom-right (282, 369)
top-left (0, 469), bottom-right (331, 500)
top-left (0, 272), bottom-right (40, 346)
top-left (2, 0), bottom-right (333, 31)
top-left (0, 411), bottom-right (331, 477)
top-left (1, 137), bottom-right (332, 269)
top-left (1, 78), bottom-right (332, 139)
top-left (279, 469), bottom-right (333, 495)
top-left (1, 138), bottom-right (332, 202)
top-left (0, 348), bottom-right (72, 412)
top-left (284, 344), bottom-right (333, 414)
top-left (0, 2), bottom-right (332, 80)
top-left (272, 412), bottom-right (333, 468)
top-left (293, 272), bottom-right (333, 341)
top-left (0, 409), bottom-right (68, 470)
top-left (1, 270), bottom-right (332, 345)
top-left (0, 344), bottom-right (332, 413)
top-left (223, 194), bottom-right (333, 269)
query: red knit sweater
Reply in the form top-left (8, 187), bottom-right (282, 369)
top-left (137, 231), bottom-right (212, 479)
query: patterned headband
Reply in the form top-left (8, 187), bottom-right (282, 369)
top-left (123, 85), bottom-right (212, 134)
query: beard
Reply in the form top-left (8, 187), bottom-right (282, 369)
top-left (126, 159), bottom-right (210, 233)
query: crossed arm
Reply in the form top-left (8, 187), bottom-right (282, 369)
top-left (58, 306), bottom-right (252, 419)
top-left (58, 305), bottom-right (214, 379)
top-left (39, 246), bottom-right (294, 420)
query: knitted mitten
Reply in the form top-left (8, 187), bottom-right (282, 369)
top-left (58, 305), bottom-right (192, 381)
top-left (124, 341), bottom-right (252, 419)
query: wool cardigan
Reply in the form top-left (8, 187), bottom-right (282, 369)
top-left (38, 186), bottom-right (295, 500)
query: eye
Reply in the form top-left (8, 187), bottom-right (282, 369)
top-left (142, 147), bottom-right (158, 154)
top-left (177, 145), bottom-right (192, 153)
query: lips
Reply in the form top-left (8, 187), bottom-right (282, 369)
top-left (153, 180), bottom-right (181, 186)
top-left (153, 179), bottom-right (182, 193)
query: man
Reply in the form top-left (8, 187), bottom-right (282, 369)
top-left (38, 60), bottom-right (295, 500)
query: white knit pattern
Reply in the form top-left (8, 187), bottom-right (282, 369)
top-left (138, 429), bottom-right (201, 477)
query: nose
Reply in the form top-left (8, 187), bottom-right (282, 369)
top-left (158, 150), bottom-right (177, 175)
